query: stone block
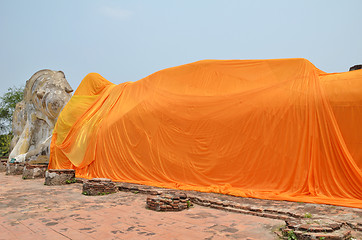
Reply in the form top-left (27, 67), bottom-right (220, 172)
top-left (22, 164), bottom-right (48, 179)
top-left (6, 162), bottom-right (25, 175)
top-left (44, 169), bottom-right (76, 185)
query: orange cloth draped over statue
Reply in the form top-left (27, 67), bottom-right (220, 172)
top-left (49, 58), bottom-right (362, 208)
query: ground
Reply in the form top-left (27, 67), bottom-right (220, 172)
top-left (0, 172), bottom-right (360, 240)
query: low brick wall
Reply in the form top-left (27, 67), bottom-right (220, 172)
top-left (22, 164), bottom-right (48, 179)
top-left (6, 162), bottom-right (25, 175)
top-left (44, 169), bottom-right (76, 185)
top-left (82, 178), bottom-right (118, 196)
top-left (146, 192), bottom-right (192, 212)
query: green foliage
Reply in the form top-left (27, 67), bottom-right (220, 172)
top-left (304, 212), bottom-right (312, 218)
top-left (287, 230), bottom-right (297, 240)
top-left (65, 178), bottom-right (77, 184)
top-left (0, 134), bottom-right (12, 156)
top-left (98, 192), bottom-right (111, 195)
top-left (44, 207), bottom-right (52, 211)
top-left (0, 86), bottom-right (24, 156)
top-left (0, 86), bottom-right (24, 134)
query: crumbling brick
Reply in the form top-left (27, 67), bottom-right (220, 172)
top-left (44, 169), bottom-right (76, 185)
top-left (82, 178), bottom-right (118, 196)
top-left (146, 192), bottom-right (192, 212)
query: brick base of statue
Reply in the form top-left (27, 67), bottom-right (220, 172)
top-left (44, 169), bottom-right (76, 185)
top-left (146, 192), bottom-right (192, 212)
top-left (0, 159), bottom-right (7, 172)
top-left (82, 178), bottom-right (118, 196)
top-left (6, 162), bottom-right (25, 175)
top-left (22, 164), bottom-right (48, 179)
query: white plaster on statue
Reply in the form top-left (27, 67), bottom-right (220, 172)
top-left (9, 70), bottom-right (73, 163)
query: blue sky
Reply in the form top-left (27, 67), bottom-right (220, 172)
top-left (0, 0), bottom-right (361, 96)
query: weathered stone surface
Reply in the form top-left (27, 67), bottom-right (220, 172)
top-left (82, 178), bottom-right (118, 196)
top-left (0, 159), bottom-right (7, 172)
top-left (146, 192), bottom-right (192, 212)
top-left (116, 182), bottom-right (164, 195)
top-left (22, 164), bottom-right (48, 179)
top-left (89, 178), bottom-right (112, 182)
top-left (9, 70), bottom-right (73, 164)
top-left (44, 169), bottom-right (75, 185)
top-left (349, 64), bottom-right (362, 71)
top-left (6, 163), bottom-right (25, 175)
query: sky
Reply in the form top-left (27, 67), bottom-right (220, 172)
top-left (0, 0), bottom-right (361, 96)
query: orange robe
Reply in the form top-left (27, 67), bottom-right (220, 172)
top-left (49, 58), bottom-right (362, 208)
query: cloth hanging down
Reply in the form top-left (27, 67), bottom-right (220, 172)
top-left (49, 58), bottom-right (362, 208)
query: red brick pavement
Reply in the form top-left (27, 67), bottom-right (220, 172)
top-left (0, 172), bottom-right (361, 240)
top-left (1, 173), bottom-right (283, 239)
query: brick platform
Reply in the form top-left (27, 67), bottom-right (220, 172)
top-left (1, 173), bottom-right (361, 239)
top-left (22, 164), bottom-right (48, 179)
top-left (146, 192), bottom-right (192, 212)
top-left (6, 162), bottom-right (25, 175)
top-left (0, 172), bottom-right (288, 240)
top-left (44, 169), bottom-right (76, 185)
top-left (112, 180), bottom-right (361, 238)
top-left (82, 178), bottom-right (118, 196)
top-left (281, 218), bottom-right (352, 240)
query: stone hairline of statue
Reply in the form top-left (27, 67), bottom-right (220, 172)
top-left (349, 64), bottom-right (362, 71)
top-left (8, 69), bottom-right (73, 164)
